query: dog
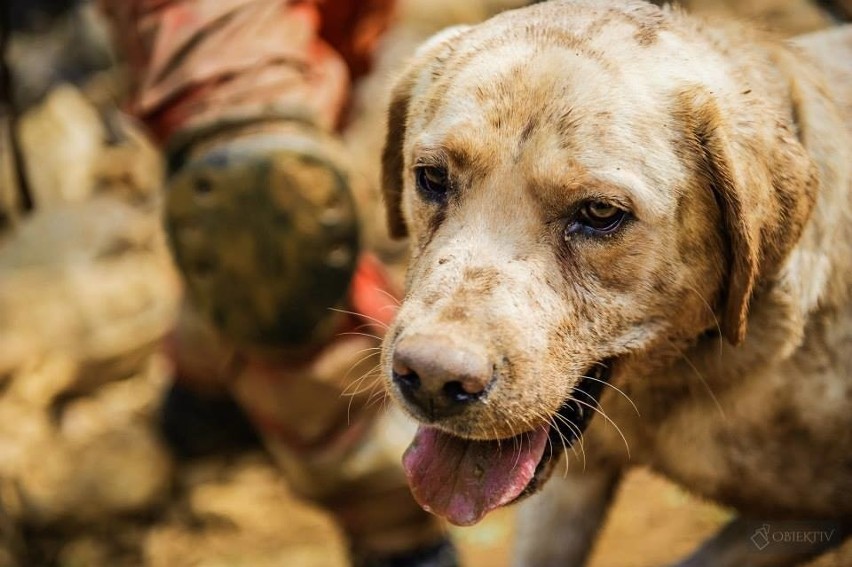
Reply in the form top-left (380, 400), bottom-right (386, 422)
top-left (378, 1), bottom-right (852, 565)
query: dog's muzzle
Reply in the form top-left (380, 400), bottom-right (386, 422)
top-left (389, 332), bottom-right (614, 526)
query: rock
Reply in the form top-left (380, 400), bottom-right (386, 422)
top-left (145, 456), bottom-right (349, 567)
top-left (0, 84), bottom-right (181, 374)
top-left (0, 70), bottom-right (179, 563)
top-left (17, 86), bottom-right (105, 208)
top-left (0, 355), bottom-right (173, 526)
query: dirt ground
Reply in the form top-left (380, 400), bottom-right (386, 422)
top-left (236, 464), bottom-right (849, 566)
top-left (456, 470), bottom-right (849, 567)
top-left (14, 450), bottom-right (847, 566)
top-left (454, 468), bottom-right (727, 567)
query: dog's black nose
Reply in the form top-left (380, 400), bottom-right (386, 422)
top-left (392, 334), bottom-right (493, 419)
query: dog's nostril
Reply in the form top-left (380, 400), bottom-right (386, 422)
top-left (392, 358), bottom-right (412, 377)
top-left (442, 380), bottom-right (482, 403)
top-left (393, 368), bottom-right (421, 392)
top-left (392, 357), bottom-right (423, 395)
top-left (392, 359), bottom-right (420, 391)
top-left (392, 334), bottom-right (493, 417)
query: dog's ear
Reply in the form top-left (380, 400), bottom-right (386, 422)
top-left (381, 68), bottom-right (418, 239)
top-left (676, 86), bottom-right (818, 345)
top-left (381, 26), bottom-right (470, 239)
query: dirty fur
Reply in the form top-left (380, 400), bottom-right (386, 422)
top-left (379, 1), bottom-right (852, 565)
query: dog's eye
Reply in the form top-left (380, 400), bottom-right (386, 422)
top-left (415, 166), bottom-right (450, 204)
top-left (565, 201), bottom-right (628, 237)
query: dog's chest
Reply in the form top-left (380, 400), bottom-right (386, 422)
top-left (631, 347), bottom-right (852, 517)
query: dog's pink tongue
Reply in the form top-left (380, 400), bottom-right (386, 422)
top-left (402, 425), bottom-right (549, 526)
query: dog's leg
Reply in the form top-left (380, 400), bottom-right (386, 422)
top-left (513, 466), bottom-right (622, 567)
top-left (672, 517), bottom-right (849, 567)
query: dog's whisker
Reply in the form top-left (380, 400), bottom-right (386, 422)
top-left (341, 350), bottom-right (382, 396)
top-left (556, 432), bottom-right (572, 479)
top-left (512, 419), bottom-right (529, 468)
top-left (341, 354), bottom-right (382, 395)
top-left (366, 385), bottom-right (389, 409)
top-left (340, 358), bottom-right (382, 393)
top-left (370, 381), bottom-right (392, 413)
top-left (365, 377), bottom-right (388, 408)
top-left (338, 330), bottom-right (384, 342)
top-left (354, 322), bottom-right (388, 336)
top-left (545, 415), bottom-right (574, 478)
top-left (348, 345), bottom-right (383, 355)
top-left (683, 283), bottom-right (724, 359)
top-left (341, 372), bottom-right (383, 398)
top-left (664, 337), bottom-right (728, 421)
top-left (512, 433), bottom-right (524, 471)
top-left (570, 394), bottom-right (631, 459)
top-left (329, 307), bottom-right (390, 331)
top-left (370, 285), bottom-right (402, 307)
top-left (542, 419), bottom-right (556, 458)
top-left (343, 381), bottom-right (382, 425)
top-left (347, 350), bottom-right (383, 367)
top-left (544, 415), bottom-right (563, 463)
top-left (551, 412), bottom-right (588, 472)
top-left (514, 416), bottom-right (542, 471)
top-left (580, 374), bottom-right (641, 417)
top-left (364, 375), bottom-right (389, 404)
top-left (341, 373), bottom-right (371, 398)
top-left (343, 363), bottom-right (383, 423)
top-left (507, 421), bottom-right (522, 468)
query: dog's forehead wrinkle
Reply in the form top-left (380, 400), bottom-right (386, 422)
top-left (411, 27), bottom-right (715, 200)
top-left (415, 124), bottom-right (679, 227)
top-left (410, 130), bottom-right (500, 183)
top-left (425, 80), bottom-right (686, 213)
top-left (519, 147), bottom-right (677, 225)
top-left (428, 0), bottom-right (742, 114)
top-left (454, 45), bottom-right (612, 113)
top-left (418, 37), bottom-right (616, 139)
top-left (479, 1), bottom-right (668, 65)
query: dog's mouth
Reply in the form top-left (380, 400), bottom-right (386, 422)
top-left (401, 361), bottom-right (612, 526)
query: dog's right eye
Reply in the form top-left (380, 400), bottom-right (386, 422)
top-left (415, 166), bottom-right (450, 204)
top-left (564, 200), bottom-right (630, 238)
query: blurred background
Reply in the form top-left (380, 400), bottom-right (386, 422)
top-left (0, 1), bottom-right (850, 566)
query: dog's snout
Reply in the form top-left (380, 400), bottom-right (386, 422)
top-left (392, 334), bottom-right (493, 419)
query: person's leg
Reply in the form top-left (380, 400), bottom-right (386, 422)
top-left (99, 1), bottom-right (454, 563)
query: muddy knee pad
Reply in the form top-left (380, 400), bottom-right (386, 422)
top-left (165, 128), bottom-right (360, 348)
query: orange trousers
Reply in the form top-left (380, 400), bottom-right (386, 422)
top-left (98, 0), bottom-right (395, 142)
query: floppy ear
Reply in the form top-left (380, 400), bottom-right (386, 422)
top-left (675, 86), bottom-right (818, 345)
top-left (381, 70), bottom-right (418, 239)
top-left (381, 26), bottom-right (470, 239)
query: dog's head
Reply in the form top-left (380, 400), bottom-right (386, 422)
top-left (380, 0), bottom-right (817, 525)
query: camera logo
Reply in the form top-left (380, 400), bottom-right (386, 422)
top-left (751, 524), bottom-right (771, 550)
top-left (749, 521), bottom-right (839, 553)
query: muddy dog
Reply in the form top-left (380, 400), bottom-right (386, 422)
top-left (378, 1), bottom-right (852, 565)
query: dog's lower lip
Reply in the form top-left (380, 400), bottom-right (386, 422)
top-left (518, 361), bottom-right (613, 499)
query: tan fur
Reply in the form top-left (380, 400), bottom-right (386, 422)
top-left (380, 1), bottom-right (852, 565)
top-left (651, 0), bottom-right (835, 37)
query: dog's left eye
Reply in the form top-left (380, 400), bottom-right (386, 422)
top-left (565, 201), bottom-right (628, 237)
top-left (415, 166), bottom-right (450, 204)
